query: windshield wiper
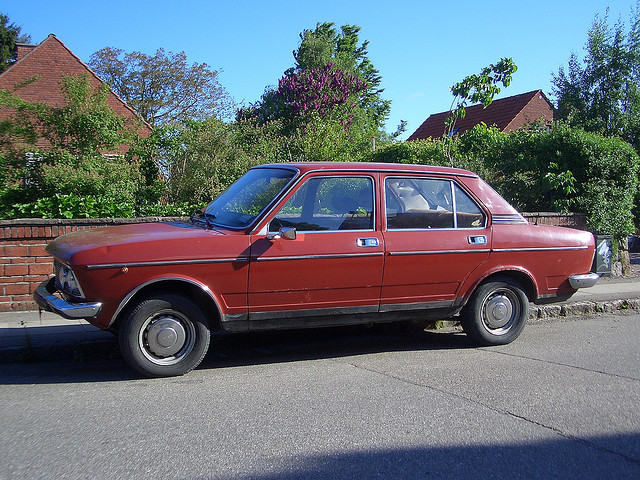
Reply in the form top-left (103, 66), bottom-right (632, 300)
top-left (204, 212), bottom-right (217, 228)
top-left (190, 210), bottom-right (211, 228)
top-left (191, 209), bottom-right (218, 229)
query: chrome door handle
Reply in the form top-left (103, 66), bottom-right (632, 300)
top-left (357, 238), bottom-right (379, 247)
top-left (468, 235), bottom-right (487, 245)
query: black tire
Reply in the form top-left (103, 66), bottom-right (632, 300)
top-left (461, 277), bottom-right (529, 346)
top-left (118, 294), bottom-right (210, 377)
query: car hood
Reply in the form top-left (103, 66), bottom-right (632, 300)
top-left (47, 221), bottom-right (246, 266)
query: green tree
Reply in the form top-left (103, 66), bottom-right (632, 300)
top-left (39, 76), bottom-right (137, 155)
top-left (289, 22), bottom-right (391, 128)
top-left (445, 58), bottom-right (518, 140)
top-left (0, 75), bottom-right (154, 218)
top-left (244, 22), bottom-right (391, 133)
top-left (0, 13), bottom-right (31, 73)
top-left (89, 47), bottom-right (232, 126)
top-left (236, 21), bottom-right (392, 163)
top-left (440, 58), bottom-right (517, 165)
top-left (552, 7), bottom-right (640, 149)
top-left (154, 118), bottom-right (257, 205)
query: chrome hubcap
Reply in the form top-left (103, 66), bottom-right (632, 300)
top-left (483, 291), bottom-right (517, 332)
top-left (146, 316), bottom-right (187, 357)
top-left (139, 310), bottom-right (195, 365)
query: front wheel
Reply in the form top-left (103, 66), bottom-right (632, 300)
top-left (461, 278), bottom-right (529, 346)
top-left (118, 294), bottom-right (210, 377)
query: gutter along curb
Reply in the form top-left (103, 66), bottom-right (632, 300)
top-left (1, 296), bottom-right (639, 365)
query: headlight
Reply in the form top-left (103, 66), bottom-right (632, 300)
top-left (54, 261), bottom-right (85, 299)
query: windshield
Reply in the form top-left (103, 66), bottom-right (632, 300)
top-left (204, 167), bottom-right (296, 228)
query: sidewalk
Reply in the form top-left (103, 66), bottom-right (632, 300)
top-left (0, 310), bottom-right (117, 363)
top-left (1, 275), bottom-right (639, 364)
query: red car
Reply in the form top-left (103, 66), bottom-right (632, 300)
top-left (35, 163), bottom-right (598, 377)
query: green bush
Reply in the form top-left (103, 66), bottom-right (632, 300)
top-left (1, 78), bottom-right (637, 238)
top-left (363, 123), bottom-right (639, 240)
top-left (157, 118), bottom-right (260, 205)
top-left (0, 74), bottom-right (165, 220)
top-left (136, 201), bottom-right (205, 217)
top-left (468, 123), bottom-right (639, 238)
top-left (7, 193), bottom-right (134, 219)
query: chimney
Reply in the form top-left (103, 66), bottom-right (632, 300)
top-left (16, 44), bottom-right (37, 62)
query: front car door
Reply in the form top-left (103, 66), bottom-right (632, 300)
top-left (248, 173), bottom-right (384, 328)
top-left (381, 174), bottom-right (492, 312)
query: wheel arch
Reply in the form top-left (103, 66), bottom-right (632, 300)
top-left (460, 268), bottom-right (538, 309)
top-left (109, 277), bottom-right (223, 332)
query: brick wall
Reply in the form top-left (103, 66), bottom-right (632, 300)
top-left (522, 212), bottom-right (587, 230)
top-left (0, 218), bottom-right (184, 312)
top-left (0, 213), bottom-right (590, 313)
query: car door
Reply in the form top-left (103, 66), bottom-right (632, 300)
top-left (381, 174), bottom-right (491, 311)
top-left (248, 173), bottom-right (384, 327)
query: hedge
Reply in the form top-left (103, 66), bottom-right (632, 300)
top-left (366, 123), bottom-right (639, 239)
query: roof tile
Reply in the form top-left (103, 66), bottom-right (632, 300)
top-left (408, 90), bottom-right (554, 141)
top-left (0, 35), bottom-right (151, 153)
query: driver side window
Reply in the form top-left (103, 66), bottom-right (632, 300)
top-left (270, 176), bottom-right (374, 232)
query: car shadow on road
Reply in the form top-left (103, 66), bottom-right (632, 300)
top-left (203, 324), bottom-right (472, 370)
top-left (0, 324), bottom-right (472, 384)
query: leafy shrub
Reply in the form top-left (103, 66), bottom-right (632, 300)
top-left (471, 123), bottom-right (639, 238)
top-left (363, 123), bottom-right (639, 240)
top-left (0, 74), bottom-right (161, 219)
top-left (136, 201), bottom-right (205, 217)
top-left (157, 118), bottom-right (259, 205)
top-left (39, 151), bottom-right (141, 202)
top-left (8, 193), bottom-right (134, 219)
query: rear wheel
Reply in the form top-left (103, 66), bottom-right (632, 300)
top-left (462, 278), bottom-right (529, 346)
top-left (118, 294), bottom-right (210, 377)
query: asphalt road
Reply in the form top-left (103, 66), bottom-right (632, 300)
top-left (1, 313), bottom-right (639, 480)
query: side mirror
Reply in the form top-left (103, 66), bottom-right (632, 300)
top-left (280, 227), bottom-right (297, 240)
top-left (267, 227), bottom-right (297, 241)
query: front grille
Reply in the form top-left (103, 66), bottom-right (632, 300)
top-left (53, 259), bottom-right (84, 298)
top-left (53, 260), bottom-right (64, 290)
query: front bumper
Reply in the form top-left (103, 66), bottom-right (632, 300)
top-left (34, 278), bottom-right (102, 320)
top-left (569, 273), bottom-right (600, 289)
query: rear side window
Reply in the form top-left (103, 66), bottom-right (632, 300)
top-left (385, 177), bottom-right (485, 230)
top-left (453, 183), bottom-right (485, 228)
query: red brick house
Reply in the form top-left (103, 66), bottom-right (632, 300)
top-left (0, 34), bottom-right (151, 152)
top-left (408, 89), bottom-right (554, 141)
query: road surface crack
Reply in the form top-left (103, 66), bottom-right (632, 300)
top-left (479, 348), bottom-right (640, 383)
top-left (341, 360), bottom-right (640, 466)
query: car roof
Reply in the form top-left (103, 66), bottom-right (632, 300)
top-left (256, 162), bottom-right (479, 178)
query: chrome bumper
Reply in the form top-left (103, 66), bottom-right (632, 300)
top-left (34, 278), bottom-right (102, 320)
top-left (569, 273), bottom-right (600, 289)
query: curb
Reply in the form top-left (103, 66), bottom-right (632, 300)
top-left (530, 297), bottom-right (640, 320)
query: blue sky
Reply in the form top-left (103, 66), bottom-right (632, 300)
top-left (3, 0), bottom-right (636, 140)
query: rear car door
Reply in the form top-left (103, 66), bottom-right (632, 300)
top-left (381, 174), bottom-right (491, 311)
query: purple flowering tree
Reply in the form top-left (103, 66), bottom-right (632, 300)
top-left (239, 63), bottom-right (367, 133)
top-left (276, 63), bottom-right (367, 129)
top-left (234, 22), bottom-right (393, 161)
